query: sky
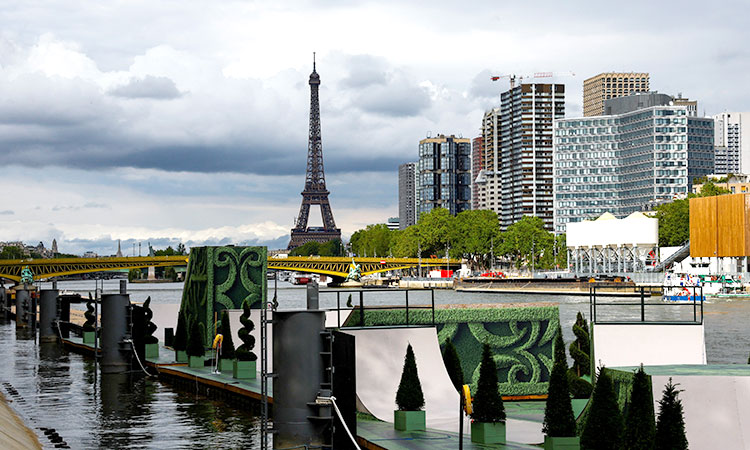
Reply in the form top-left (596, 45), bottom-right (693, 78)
top-left (0, 0), bottom-right (748, 255)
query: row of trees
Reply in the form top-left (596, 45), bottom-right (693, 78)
top-left (350, 208), bottom-right (566, 271)
top-left (289, 238), bottom-right (345, 257)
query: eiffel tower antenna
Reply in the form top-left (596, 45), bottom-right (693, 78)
top-left (288, 55), bottom-right (341, 249)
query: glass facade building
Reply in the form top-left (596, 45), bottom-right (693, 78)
top-left (417, 135), bottom-right (471, 216)
top-left (554, 105), bottom-right (714, 233)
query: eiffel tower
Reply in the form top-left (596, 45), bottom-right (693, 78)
top-left (288, 55), bottom-right (341, 249)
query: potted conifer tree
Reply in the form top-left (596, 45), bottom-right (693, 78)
top-left (442, 338), bottom-right (464, 392)
top-left (655, 378), bottom-right (687, 450)
top-left (470, 343), bottom-right (506, 444)
top-left (186, 319), bottom-right (205, 369)
top-left (234, 301), bottom-right (257, 379)
top-left (218, 309), bottom-right (236, 373)
top-left (143, 297), bottom-right (159, 359)
top-left (543, 327), bottom-right (579, 450)
top-left (625, 365), bottom-right (655, 449)
top-left (394, 344), bottom-right (425, 431)
top-left (173, 312), bottom-right (188, 363)
top-left (82, 297), bottom-right (96, 344)
top-left (580, 368), bottom-right (624, 450)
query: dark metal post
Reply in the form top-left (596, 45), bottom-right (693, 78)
top-left (336, 292), bottom-right (341, 328)
top-left (693, 286), bottom-right (697, 322)
top-left (119, 280), bottom-right (127, 294)
top-left (100, 293), bottom-right (131, 374)
top-left (592, 287), bottom-right (597, 323)
top-left (640, 287), bottom-right (645, 322)
top-left (458, 393), bottom-right (464, 450)
top-left (306, 281), bottom-right (319, 310)
top-left (431, 289), bottom-right (435, 325)
top-left (359, 291), bottom-right (364, 327)
top-left (0, 285), bottom-right (7, 321)
top-left (15, 287), bottom-right (34, 329)
top-left (405, 290), bottom-right (409, 326)
top-left (39, 289), bottom-right (59, 342)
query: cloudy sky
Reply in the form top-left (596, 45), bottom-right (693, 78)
top-left (0, 0), bottom-right (747, 255)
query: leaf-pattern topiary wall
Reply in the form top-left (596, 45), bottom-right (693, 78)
top-left (178, 246), bottom-right (267, 347)
top-left (345, 306), bottom-right (559, 396)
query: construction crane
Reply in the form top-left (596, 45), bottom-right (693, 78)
top-left (490, 71), bottom-right (575, 89)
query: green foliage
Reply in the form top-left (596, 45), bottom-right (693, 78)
top-left (450, 209), bottom-right (501, 269)
top-left (395, 344), bottom-right (425, 411)
top-left (416, 208), bottom-right (454, 257)
top-left (654, 199), bottom-right (689, 247)
top-left (219, 309), bottom-right (236, 359)
top-left (442, 338), bottom-right (464, 392)
top-left (499, 216), bottom-right (564, 270)
top-left (350, 224), bottom-right (394, 257)
top-left (569, 312), bottom-right (593, 398)
top-left (471, 344), bottom-right (506, 423)
top-left (543, 327), bottom-right (577, 437)
top-left (236, 301), bottom-right (257, 361)
top-left (290, 238), bottom-right (345, 256)
top-left (173, 312), bottom-right (188, 351)
top-left (186, 318), bottom-right (205, 357)
top-left (655, 378), bottom-right (687, 450)
top-left (695, 180), bottom-right (731, 197)
top-left (164, 267), bottom-right (178, 281)
top-left (128, 268), bottom-right (140, 281)
top-left (54, 253), bottom-right (79, 258)
top-left (82, 298), bottom-right (96, 332)
top-left (0, 246), bottom-right (23, 259)
top-left (625, 366), bottom-right (656, 450)
top-left (143, 297), bottom-right (158, 344)
top-left (580, 369), bottom-right (624, 450)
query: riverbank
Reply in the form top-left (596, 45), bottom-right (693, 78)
top-left (0, 392), bottom-right (41, 450)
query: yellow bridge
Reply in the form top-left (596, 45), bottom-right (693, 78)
top-left (0, 256), bottom-right (461, 281)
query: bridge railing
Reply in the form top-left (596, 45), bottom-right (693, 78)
top-left (319, 288), bottom-right (436, 329)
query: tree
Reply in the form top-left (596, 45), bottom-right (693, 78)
top-left (543, 327), bottom-right (577, 437)
top-left (186, 318), bottom-right (205, 357)
top-left (350, 224), bottom-right (393, 257)
top-left (416, 208), bottom-right (454, 257)
top-left (176, 242), bottom-right (186, 255)
top-left (219, 309), bottom-right (236, 359)
top-left (655, 378), bottom-right (687, 450)
top-left (569, 312), bottom-right (593, 398)
top-left (499, 216), bottom-right (554, 270)
top-left (451, 209), bottom-right (501, 270)
top-left (442, 338), bottom-right (464, 393)
top-left (164, 267), bottom-right (178, 281)
top-left (395, 344), bottom-right (425, 411)
top-left (625, 365), bottom-right (656, 450)
top-left (289, 241), bottom-right (320, 256)
top-left (235, 301), bottom-right (257, 361)
top-left (580, 369), bottom-right (624, 450)
top-left (654, 199), bottom-right (689, 247)
top-left (392, 226), bottom-right (420, 257)
top-left (471, 343), bottom-right (506, 423)
top-left (173, 312), bottom-right (188, 351)
top-left (0, 245), bottom-right (23, 259)
top-left (695, 180), bottom-right (730, 198)
top-left (128, 268), bottom-right (140, 282)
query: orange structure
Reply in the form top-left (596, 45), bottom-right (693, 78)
top-left (690, 194), bottom-right (750, 257)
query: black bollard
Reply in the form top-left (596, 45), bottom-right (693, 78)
top-left (39, 289), bottom-right (59, 342)
top-left (119, 280), bottom-right (127, 294)
top-left (0, 286), bottom-right (7, 321)
top-left (15, 287), bottom-right (36, 329)
top-left (306, 281), bottom-right (319, 310)
top-left (100, 293), bottom-right (131, 374)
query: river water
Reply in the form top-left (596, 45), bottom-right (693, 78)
top-left (2, 280), bottom-right (747, 448)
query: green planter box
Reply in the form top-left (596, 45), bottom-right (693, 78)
top-left (233, 360), bottom-right (256, 379)
top-left (175, 350), bottom-right (188, 363)
top-left (219, 358), bottom-right (234, 373)
top-left (394, 410), bottom-right (425, 431)
top-left (82, 331), bottom-right (96, 344)
top-left (145, 343), bottom-right (159, 359)
top-left (188, 355), bottom-right (204, 368)
top-left (544, 436), bottom-right (580, 450)
top-left (471, 421), bottom-right (505, 444)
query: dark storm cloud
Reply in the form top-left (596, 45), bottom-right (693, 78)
top-left (109, 76), bottom-right (182, 99)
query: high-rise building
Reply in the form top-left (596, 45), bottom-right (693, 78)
top-left (417, 134), bottom-right (471, 217)
top-left (583, 72), bottom-right (649, 117)
top-left (471, 136), bottom-right (482, 209)
top-left (477, 84), bottom-right (565, 231)
top-left (554, 92), bottom-right (715, 233)
top-left (712, 112), bottom-right (750, 174)
top-left (398, 162), bottom-right (417, 230)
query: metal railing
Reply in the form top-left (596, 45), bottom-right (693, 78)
top-left (319, 288), bottom-right (435, 328)
top-left (590, 284), bottom-right (704, 325)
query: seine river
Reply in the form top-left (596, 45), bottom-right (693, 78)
top-left (1, 279), bottom-right (747, 448)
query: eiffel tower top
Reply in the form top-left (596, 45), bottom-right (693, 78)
top-left (309, 51), bottom-right (320, 85)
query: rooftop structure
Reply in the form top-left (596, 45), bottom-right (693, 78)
top-left (583, 72), bottom-right (649, 117)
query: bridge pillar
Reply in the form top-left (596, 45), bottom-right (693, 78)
top-left (15, 287), bottom-right (36, 329)
top-left (100, 293), bottom-right (131, 374)
top-left (39, 289), bottom-right (59, 343)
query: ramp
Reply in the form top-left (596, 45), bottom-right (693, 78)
top-left (344, 327), bottom-right (543, 444)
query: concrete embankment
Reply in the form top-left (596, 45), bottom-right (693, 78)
top-left (455, 277), bottom-right (660, 296)
top-left (0, 393), bottom-right (41, 450)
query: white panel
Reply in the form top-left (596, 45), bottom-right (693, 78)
top-left (566, 215), bottom-right (658, 248)
top-left (594, 323), bottom-right (706, 369)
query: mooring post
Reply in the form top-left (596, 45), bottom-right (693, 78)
top-left (306, 281), bottom-right (319, 310)
top-left (15, 286), bottom-right (35, 329)
top-left (0, 285), bottom-right (7, 321)
top-left (100, 293), bottom-right (131, 374)
top-left (119, 279), bottom-right (127, 294)
top-left (39, 288), bottom-right (59, 342)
